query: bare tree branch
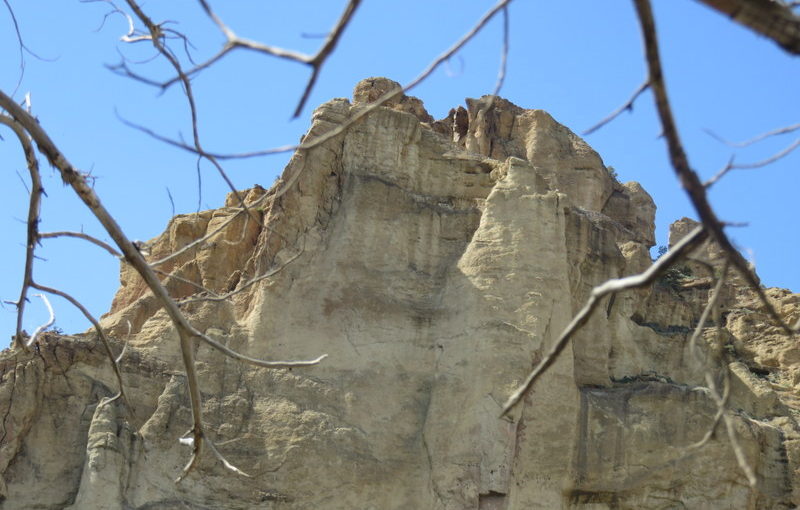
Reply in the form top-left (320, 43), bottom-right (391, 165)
top-left (703, 121), bottom-right (800, 187)
top-left (291, 0), bottom-right (362, 117)
top-left (490, 6), bottom-right (510, 97)
top-left (205, 436), bottom-right (252, 477)
top-left (39, 231), bottom-right (122, 258)
top-left (177, 249), bottom-right (303, 305)
top-left (695, 0), bottom-right (800, 55)
top-left (191, 0), bottom-right (362, 118)
top-left (1, 0), bottom-right (56, 95)
top-left (705, 137), bottom-right (800, 187)
top-left (196, 332), bottom-right (328, 370)
top-left (122, 0), bottom-right (361, 115)
top-left (2, 0), bottom-right (27, 96)
top-left (120, 0), bottom-right (251, 219)
top-left (706, 122), bottom-right (800, 148)
top-left (153, 268), bottom-right (219, 297)
top-left (583, 79), bottom-right (650, 136)
top-left (266, 0), bottom-right (516, 160)
top-left (81, 0), bottom-right (135, 37)
top-left (731, 137), bottom-right (800, 168)
top-left (0, 113), bottom-right (43, 350)
top-left (116, 320), bottom-right (132, 364)
top-left (195, 0), bottom-right (310, 62)
top-left (501, 225), bottom-right (708, 416)
top-left (633, 0), bottom-right (799, 335)
top-left (115, 114), bottom-right (298, 160)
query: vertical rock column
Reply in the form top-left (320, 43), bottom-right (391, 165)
top-left (424, 157), bottom-right (578, 509)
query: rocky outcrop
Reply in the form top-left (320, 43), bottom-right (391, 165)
top-left (1, 77), bottom-right (799, 509)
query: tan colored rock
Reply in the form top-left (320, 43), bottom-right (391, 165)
top-left (602, 181), bottom-right (656, 247)
top-left (352, 76), bottom-right (434, 123)
top-left (2, 78), bottom-right (799, 509)
top-left (456, 96), bottom-right (614, 214)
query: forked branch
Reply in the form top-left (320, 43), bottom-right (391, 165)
top-left (192, 0), bottom-right (362, 117)
top-left (119, 0), bottom-right (251, 217)
top-left (119, 0), bottom-right (515, 162)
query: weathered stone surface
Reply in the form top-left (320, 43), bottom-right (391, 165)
top-left (1, 78), bottom-right (799, 509)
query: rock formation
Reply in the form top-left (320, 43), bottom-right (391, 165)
top-left (1, 77), bottom-right (799, 509)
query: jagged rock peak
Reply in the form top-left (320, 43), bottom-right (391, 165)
top-left (352, 76), bottom-right (434, 123)
top-left (350, 78), bottom-right (655, 244)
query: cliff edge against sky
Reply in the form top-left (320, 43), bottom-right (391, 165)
top-left (1, 78), bottom-right (799, 509)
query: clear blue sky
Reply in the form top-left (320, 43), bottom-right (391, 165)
top-left (1, 1), bottom-right (798, 339)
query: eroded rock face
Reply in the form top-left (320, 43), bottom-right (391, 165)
top-left (1, 78), bottom-right (799, 509)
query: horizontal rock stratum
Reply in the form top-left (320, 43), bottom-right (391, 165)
top-left (2, 77), bottom-right (799, 509)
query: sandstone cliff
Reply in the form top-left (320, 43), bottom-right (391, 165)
top-left (1, 77), bottom-right (798, 509)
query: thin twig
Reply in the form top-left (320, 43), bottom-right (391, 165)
top-left (166, 187), bottom-right (176, 217)
top-left (116, 320), bottom-right (132, 363)
top-left (153, 268), bottom-right (219, 297)
top-left (292, 0), bottom-right (363, 117)
top-left (116, 115), bottom-right (298, 159)
top-left (205, 435), bottom-right (252, 477)
top-left (299, 0), bottom-right (515, 153)
top-left (704, 137), bottom-right (800, 188)
top-left (730, 138), bottom-right (800, 169)
top-left (196, 332), bottom-right (328, 369)
top-left (490, 6), bottom-right (510, 97)
top-left (703, 156), bottom-right (736, 189)
top-left (706, 122), bottom-right (800, 148)
top-left (1, 0), bottom-right (55, 96)
top-left (178, 249), bottom-right (303, 305)
top-left (583, 79), bottom-right (649, 136)
top-left (82, 0), bottom-right (135, 37)
top-left (14, 169), bottom-right (30, 193)
top-left (501, 225), bottom-right (708, 416)
top-left (39, 231), bottom-right (122, 257)
top-left (2, 0), bottom-right (26, 96)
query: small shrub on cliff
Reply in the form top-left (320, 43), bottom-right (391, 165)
top-left (657, 264), bottom-right (694, 290)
